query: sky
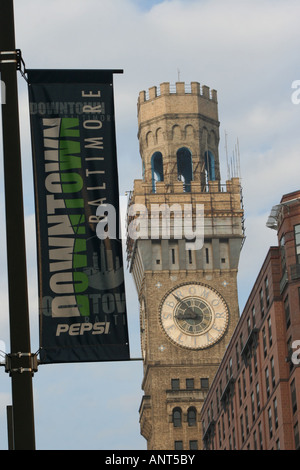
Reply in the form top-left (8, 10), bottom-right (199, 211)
top-left (0, 0), bottom-right (300, 450)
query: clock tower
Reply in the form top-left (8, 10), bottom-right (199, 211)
top-left (126, 82), bottom-right (244, 450)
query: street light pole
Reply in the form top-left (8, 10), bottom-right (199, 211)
top-left (0, 0), bottom-right (36, 450)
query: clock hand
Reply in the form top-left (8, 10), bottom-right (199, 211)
top-left (175, 302), bottom-right (200, 320)
top-left (172, 294), bottom-right (202, 320)
top-left (173, 293), bottom-right (182, 302)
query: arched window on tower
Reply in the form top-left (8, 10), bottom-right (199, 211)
top-left (177, 147), bottom-right (193, 192)
top-left (204, 150), bottom-right (216, 182)
top-left (187, 407), bottom-right (197, 426)
top-left (172, 407), bottom-right (182, 427)
top-left (151, 151), bottom-right (164, 193)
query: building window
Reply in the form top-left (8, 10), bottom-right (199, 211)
top-left (218, 421), bottom-right (222, 447)
top-left (177, 147), bottom-right (193, 192)
top-left (229, 357), bottom-right (233, 378)
top-left (256, 382), bottom-right (260, 413)
top-left (172, 407), bottom-right (182, 427)
top-left (240, 415), bottom-right (245, 443)
top-left (210, 401), bottom-right (214, 421)
top-left (232, 427), bottom-right (236, 449)
top-left (280, 235), bottom-right (286, 272)
top-left (291, 379), bottom-right (298, 414)
top-left (204, 150), bottom-right (216, 181)
top-left (265, 367), bottom-right (270, 398)
top-left (189, 440), bottom-right (198, 450)
top-left (262, 327), bottom-right (267, 358)
top-left (268, 316), bottom-right (272, 347)
top-left (236, 343), bottom-right (240, 370)
top-left (205, 247), bottom-right (209, 264)
top-left (245, 406), bottom-right (249, 435)
top-left (260, 288), bottom-right (264, 317)
top-left (171, 379), bottom-right (180, 390)
top-left (294, 422), bottom-right (300, 450)
top-left (242, 369), bottom-right (246, 397)
top-left (294, 224), bottom-right (300, 264)
top-left (186, 378), bottom-right (194, 390)
top-left (287, 336), bottom-right (294, 371)
top-left (249, 357), bottom-right (253, 384)
top-left (238, 378), bottom-right (242, 406)
top-left (254, 350), bottom-right (258, 375)
top-left (247, 316), bottom-right (251, 335)
top-left (265, 277), bottom-right (270, 307)
top-left (251, 392), bottom-right (255, 422)
top-left (271, 357), bottom-right (275, 389)
top-left (174, 440), bottom-right (183, 450)
top-left (284, 296), bottom-right (291, 329)
top-left (222, 414), bottom-right (225, 440)
top-left (151, 151), bottom-right (164, 193)
top-left (201, 378), bottom-right (209, 389)
top-left (252, 306), bottom-right (256, 328)
top-left (187, 407), bottom-right (197, 426)
top-left (268, 407), bottom-right (273, 439)
top-left (216, 387), bottom-right (220, 413)
top-left (258, 421), bottom-right (263, 449)
top-left (273, 397), bottom-right (278, 430)
top-left (253, 430), bottom-right (257, 450)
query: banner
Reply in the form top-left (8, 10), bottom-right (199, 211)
top-left (27, 69), bottom-right (130, 364)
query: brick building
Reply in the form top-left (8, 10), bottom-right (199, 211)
top-left (200, 190), bottom-right (300, 450)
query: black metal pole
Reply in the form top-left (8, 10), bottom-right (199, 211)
top-left (6, 405), bottom-right (14, 450)
top-left (0, 0), bottom-right (35, 449)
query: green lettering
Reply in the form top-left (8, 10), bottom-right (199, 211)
top-left (61, 172), bottom-right (83, 193)
top-left (60, 118), bottom-right (80, 138)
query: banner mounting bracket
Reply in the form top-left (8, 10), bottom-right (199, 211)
top-left (16, 49), bottom-right (28, 82)
top-left (0, 49), bottom-right (28, 82)
top-left (4, 352), bottom-right (38, 377)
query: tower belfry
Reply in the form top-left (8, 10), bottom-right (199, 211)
top-left (127, 82), bottom-right (244, 450)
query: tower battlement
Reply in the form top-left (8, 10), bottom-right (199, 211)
top-left (138, 82), bottom-right (218, 104)
top-left (137, 81), bottom-right (219, 136)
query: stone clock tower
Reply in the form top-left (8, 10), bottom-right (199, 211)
top-left (126, 82), bottom-right (244, 450)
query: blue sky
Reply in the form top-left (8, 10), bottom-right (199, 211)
top-left (133, 0), bottom-right (165, 10)
top-left (0, 0), bottom-right (300, 450)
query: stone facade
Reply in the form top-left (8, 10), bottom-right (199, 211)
top-left (127, 82), bottom-right (244, 450)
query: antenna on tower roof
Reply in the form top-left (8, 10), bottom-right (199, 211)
top-left (224, 131), bottom-right (230, 180)
top-left (177, 68), bottom-right (181, 82)
top-left (236, 138), bottom-right (241, 179)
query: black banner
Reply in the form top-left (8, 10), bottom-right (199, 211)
top-left (27, 69), bottom-right (130, 364)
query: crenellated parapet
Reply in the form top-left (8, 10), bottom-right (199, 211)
top-left (138, 82), bottom-right (218, 104)
top-left (138, 82), bottom-right (218, 125)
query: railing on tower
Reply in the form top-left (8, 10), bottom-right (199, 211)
top-left (125, 180), bottom-right (245, 268)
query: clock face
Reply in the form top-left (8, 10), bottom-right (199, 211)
top-left (159, 283), bottom-right (229, 349)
